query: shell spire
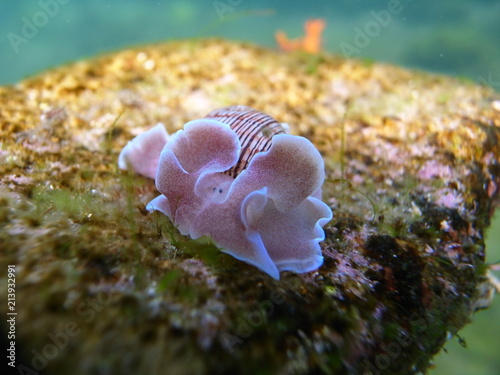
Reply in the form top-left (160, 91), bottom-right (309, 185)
top-left (205, 106), bottom-right (286, 178)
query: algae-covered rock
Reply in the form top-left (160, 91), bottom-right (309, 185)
top-left (0, 39), bottom-right (499, 375)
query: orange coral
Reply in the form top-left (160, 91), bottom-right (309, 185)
top-left (275, 19), bottom-right (326, 54)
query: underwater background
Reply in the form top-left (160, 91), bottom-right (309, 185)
top-left (0, 1), bottom-right (498, 374)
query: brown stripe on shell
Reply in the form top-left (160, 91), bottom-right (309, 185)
top-left (205, 106), bottom-right (286, 178)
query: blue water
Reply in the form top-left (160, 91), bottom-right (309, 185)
top-left (0, 0), bottom-right (499, 88)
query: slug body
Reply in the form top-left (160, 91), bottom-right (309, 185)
top-left (119, 106), bottom-right (332, 279)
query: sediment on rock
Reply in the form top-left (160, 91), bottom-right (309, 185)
top-left (0, 39), bottom-right (499, 375)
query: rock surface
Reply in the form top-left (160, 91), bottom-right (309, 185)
top-left (0, 39), bottom-right (499, 375)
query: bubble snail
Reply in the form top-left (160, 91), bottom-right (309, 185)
top-left (118, 106), bottom-right (332, 279)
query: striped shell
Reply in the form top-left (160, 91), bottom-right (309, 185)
top-left (205, 106), bottom-right (286, 178)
